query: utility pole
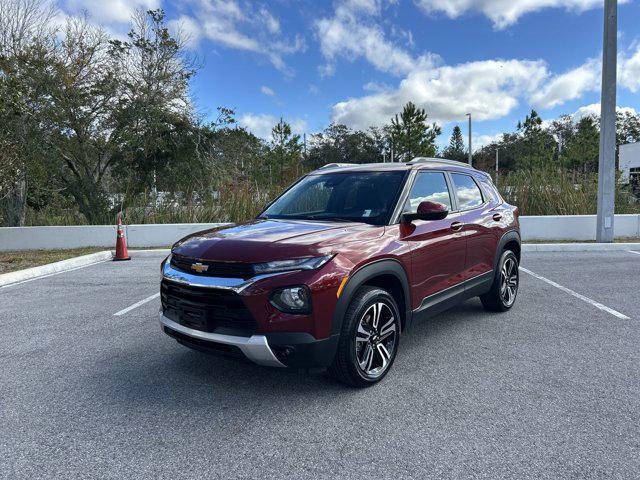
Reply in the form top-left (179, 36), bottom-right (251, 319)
top-left (466, 113), bottom-right (472, 166)
top-left (596, 0), bottom-right (617, 243)
top-left (495, 149), bottom-right (499, 186)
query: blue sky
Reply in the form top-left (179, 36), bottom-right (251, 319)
top-left (59, 0), bottom-right (640, 149)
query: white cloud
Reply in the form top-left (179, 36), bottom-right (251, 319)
top-left (530, 58), bottom-right (600, 109)
top-left (260, 7), bottom-right (280, 33)
top-left (316, 0), bottom-right (436, 76)
top-left (331, 59), bottom-right (547, 130)
top-left (239, 113), bottom-right (307, 140)
top-left (528, 43), bottom-right (640, 109)
top-left (290, 118), bottom-right (309, 135)
top-left (438, 131), bottom-right (501, 153)
top-left (173, 1), bottom-right (304, 72)
top-left (363, 81), bottom-right (391, 92)
top-left (474, 133), bottom-right (505, 148)
top-left (415, 0), bottom-right (629, 29)
top-left (260, 86), bottom-right (276, 97)
top-left (570, 103), bottom-right (639, 122)
top-left (168, 15), bottom-right (203, 50)
top-left (571, 103), bottom-right (601, 120)
top-left (620, 44), bottom-right (640, 93)
top-left (63, 0), bottom-right (159, 25)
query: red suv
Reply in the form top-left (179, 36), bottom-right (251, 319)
top-left (160, 158), bottom-right (521, 386)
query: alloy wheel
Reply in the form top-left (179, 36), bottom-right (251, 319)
top-left (354, 302), bottom-right (398, 379)
top-left (500, 257), bottom-right (518, 306)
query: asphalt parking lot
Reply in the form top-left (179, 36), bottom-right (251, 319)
top-left (1, 250), bottom-right (639, 479)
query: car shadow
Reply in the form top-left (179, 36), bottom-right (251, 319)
top-left (89, 298), bottom-right (491, 413)
top-left (404, 297), bottom-right (488, 342)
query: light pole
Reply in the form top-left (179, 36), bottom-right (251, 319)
top-left (495, 149), bottom-right (499, 186)
top-left (596, 0), bottom-right (617, 243)
top-left (466, 113), bottom-right (472, 166)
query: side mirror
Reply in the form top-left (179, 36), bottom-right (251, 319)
top-left (401, 201), bottom-right (449, 223)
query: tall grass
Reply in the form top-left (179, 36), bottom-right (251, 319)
top-left (17, 166), bottom-right (640, 225)
top-left (497, 167), bottom-right (639, 215)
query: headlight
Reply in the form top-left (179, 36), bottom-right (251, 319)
top-left (253, 255), bottom-right (334, 275)
top-left (161, 253), bottom-right (172, 273)
top-left (270, 285), bottom-right (312, 314)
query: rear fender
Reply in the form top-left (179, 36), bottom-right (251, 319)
top-left (493, 230), bottom-right (521, 274)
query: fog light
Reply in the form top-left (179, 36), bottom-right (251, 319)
top-left (270, 286), bottom-right (312, 314)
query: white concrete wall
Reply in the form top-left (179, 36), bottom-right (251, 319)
top-left (125, 223), bottom-right (226, 248)
top-left (1, 216), bottom-right (639, 251)
top-left (519, 214), bottom-right (640, 241)
top-left (0, 223), bottom-right (227, 251)
top-left (0, 225), bottom-right (118, 251)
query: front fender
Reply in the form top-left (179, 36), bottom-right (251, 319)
top-left (330, 258), bottom-right (412, 336)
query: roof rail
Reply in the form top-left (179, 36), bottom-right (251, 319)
top-left (408, 157), bottom-right (473, 168)
top-left (319, 163), bottom-right (357, 169)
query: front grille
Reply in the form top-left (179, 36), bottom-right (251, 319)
top-left (161, 279), bottom-right (257, 337)
top-left (170, 254), bottom-right (254, 279)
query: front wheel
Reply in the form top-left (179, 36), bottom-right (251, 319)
top-left (480, 250), bottom-right (519, 312)
top-left (330, 286), bottom-right (401, 387)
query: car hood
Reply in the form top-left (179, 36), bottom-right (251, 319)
top-left (171, 219), bottom-right (384, 262)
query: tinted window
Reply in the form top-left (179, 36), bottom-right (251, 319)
top-left (404, 172), bottom-right (452, 213)
top-left (262, 171), bottom-right (406, 225)
top-left (451, 173), bottom-right (483, 210)
top-left (478, 176), bottom-right (501, 203)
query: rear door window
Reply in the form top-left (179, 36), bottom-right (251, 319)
top-left (450, 173), bottom-right (484, 210)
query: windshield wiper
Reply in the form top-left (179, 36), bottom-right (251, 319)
top-left (300, 215), bottom-right (355, 222)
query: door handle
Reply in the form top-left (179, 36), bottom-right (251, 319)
top-left (492, 213), bottom-right (503, 221)
top-left (450, 221), bottom-right (463, 231)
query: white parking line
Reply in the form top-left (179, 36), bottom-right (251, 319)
top-left (519, 267), bottom-right (630, 320)
top-left (629, 250), bottom-right (640, 256)
top-left (114, 293), bottom-right (160, 316)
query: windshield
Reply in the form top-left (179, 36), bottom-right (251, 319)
top-left (260, 171), bottom-right (407, 226)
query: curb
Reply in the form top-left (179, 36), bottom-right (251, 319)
top-left (523, 242), bottom-right (640, 252)
top-left (0, 250), bottom-right (113, 288)
top-left (129, 249), bottom-right (171, 257)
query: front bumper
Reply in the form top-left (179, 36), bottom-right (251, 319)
top-left (160, 312), bottom-right (340, 369)
top-left (159, 313), bottom-right (285, 368)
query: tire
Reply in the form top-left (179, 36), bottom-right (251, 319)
top-left (480, 249), bottom-right (519, 312)
top-left (329, 286), bottom-right (401, 387)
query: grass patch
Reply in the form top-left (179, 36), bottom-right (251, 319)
top-left (0, 247), bottom-right (106, 275)
top-left (0, 246), bottom-right (173, 275)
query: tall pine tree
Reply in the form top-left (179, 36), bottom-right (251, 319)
top-left (442, 125), bottom-right (466, 162)
top-left (390, 102), bottom-right (441, 162)
top-left (269, 118), bottom-right (302, 181)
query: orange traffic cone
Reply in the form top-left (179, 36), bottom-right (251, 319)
top-left (114, 218), bottom-right (131, 261)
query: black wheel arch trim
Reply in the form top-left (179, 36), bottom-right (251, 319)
top-left (494, 230), bottom-right (521, 274)
top-left (330, 258), bottom-right (412, 336)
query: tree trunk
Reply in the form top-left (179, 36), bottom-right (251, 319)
top-left (16, 170), bottom-right (27, 226)
top-left (65, 176), bottom-right (110, 224)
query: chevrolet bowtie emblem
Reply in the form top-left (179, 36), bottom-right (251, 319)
top-left (191, 262), bottom-right (209, 273)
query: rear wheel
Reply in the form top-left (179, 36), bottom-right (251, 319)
top-left (480, 250), bottom-right (519, 312)
top-left (330, 286), bottom-right (400, 387)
